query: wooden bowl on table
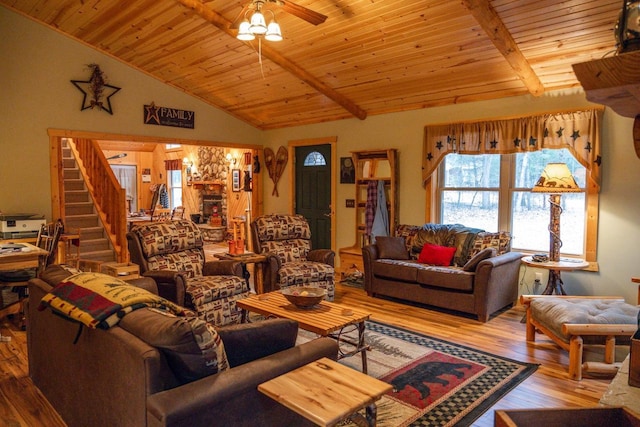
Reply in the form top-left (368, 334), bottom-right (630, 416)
top-left (280, 287), bottom-right (327, 308)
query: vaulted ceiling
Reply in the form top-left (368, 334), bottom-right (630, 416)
top-left (1, 0), bottom-right (621, 130)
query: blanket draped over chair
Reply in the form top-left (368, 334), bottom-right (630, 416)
top-left (38, 272), bottom-right (186, 329)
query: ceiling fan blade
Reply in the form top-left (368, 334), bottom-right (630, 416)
top-left (279, 1), bottom-right (327, 26)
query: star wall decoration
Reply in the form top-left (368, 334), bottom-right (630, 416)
top-left (571, 130), bottom-right (581, 140)
top-left (513, 137), bottom-right (521, 147)
top-left (426, 152), bottom-right (434, 161)
top-left (529, 136), bottom-right (537, 146)
top-left (145, 102), bottom-right (161, 125)
top-left (71, 64), bottom-right (121, 115)
top-left (556, 127), bottom-right (564, 137)
top-left (489, 139), bottom-right (498, 148)
top-left (436, 141), bottom-right (443, 150)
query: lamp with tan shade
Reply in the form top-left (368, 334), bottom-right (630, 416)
top-left (532, 163), bottom-right (581, 262)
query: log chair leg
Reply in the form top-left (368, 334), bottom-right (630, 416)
top-left (604, 335), bottom-right (615, 365)
top-left (569, 335), bottom-right (584, 381)
top-left (525, 306), bottom-right (536, 342)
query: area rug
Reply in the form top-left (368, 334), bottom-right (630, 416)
top-left (297, 320), bottom-right (538, 427)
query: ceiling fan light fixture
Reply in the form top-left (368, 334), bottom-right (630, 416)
top-left (265, 20), bottom-right (283, 42)
top-left (237, 19), bottom-right (255, 41)
top-left (249, 11), bottom-right (268, 35)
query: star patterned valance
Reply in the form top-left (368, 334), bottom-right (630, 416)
top-left (422, 108), bottom-right (603, 188)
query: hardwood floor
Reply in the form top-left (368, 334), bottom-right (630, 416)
top-left (0, 283), bottom-right (616, 426)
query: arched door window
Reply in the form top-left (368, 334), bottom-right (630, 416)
top-left (303, 151), bottom-right (327, 166)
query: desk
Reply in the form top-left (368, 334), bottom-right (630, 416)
top-left (0, 243), bottom-right (48, 271)
top-left (521, 256), bottom-right (589, 295)
top-left (0, 243), bottom-right (48, 329)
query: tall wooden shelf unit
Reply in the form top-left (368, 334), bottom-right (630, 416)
top-left (339, 149), bottom-right (398, 276)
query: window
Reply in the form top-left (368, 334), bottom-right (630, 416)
top-left (438, 148), bottom-right (589, 257)
top-left (166, 143), bottom-right (181, 150)
top-left (167, 169), bottom-right (182, 209)
top-left (303, 151), bottom-right (326, 166)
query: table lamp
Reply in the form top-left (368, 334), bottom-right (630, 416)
top-left (532, 163), bottom-right (581, 262)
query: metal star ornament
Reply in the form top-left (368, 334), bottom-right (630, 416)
top-left (71, 64), bottom-right (121, 115)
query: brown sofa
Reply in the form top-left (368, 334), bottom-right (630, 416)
top-left (28, 265), bottom-right (338, 427)
top-left (362, 224), bottom-right (522, 322)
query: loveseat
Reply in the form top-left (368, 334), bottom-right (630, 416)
top-left (362, 224), bottom-right (522, 322)
top-left (28, 265), bottom-right (338, 427)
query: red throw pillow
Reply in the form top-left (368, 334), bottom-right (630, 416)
top-left (417, 243), bottom-right (456, 266)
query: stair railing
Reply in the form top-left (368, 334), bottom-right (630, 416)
top-left (68, 138), bottom-right (127, 262)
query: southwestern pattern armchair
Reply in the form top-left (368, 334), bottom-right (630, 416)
top-left (127, 219), bottom-right (250, 326)
top-left (251, 214), bottom-right (335, 300)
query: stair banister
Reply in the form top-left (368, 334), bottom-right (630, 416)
top-left (68, 138), bottom-right (127, 262)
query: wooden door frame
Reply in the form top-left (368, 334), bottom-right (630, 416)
top-left (288, 137), bottom-right (337, 253)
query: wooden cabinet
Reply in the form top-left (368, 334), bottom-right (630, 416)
top-left (338, 149), bottom-right (398, 276)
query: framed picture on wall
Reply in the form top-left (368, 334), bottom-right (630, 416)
top-left (340, 157), bottom-right (355, 184)
top-left (232, 169), bottom-right (241, 192)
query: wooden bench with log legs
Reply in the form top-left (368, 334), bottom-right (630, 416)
top-left (522, 295), bottom-right (638, 381)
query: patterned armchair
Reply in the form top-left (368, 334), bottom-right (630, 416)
top-left (127, 219), bottom-right (250, 326)
top-left (250, 214), bottom-right (335, 300)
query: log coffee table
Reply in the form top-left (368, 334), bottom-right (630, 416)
top-left (259, 357), bottom-right (392, 427)
top-left (237, 291), bottom-right (372, 373)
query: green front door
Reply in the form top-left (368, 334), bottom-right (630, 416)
top-left (295, 144), bottom-right (332, 249)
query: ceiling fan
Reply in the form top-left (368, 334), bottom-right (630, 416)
top-left (234, 0), bottom-right (327, 27)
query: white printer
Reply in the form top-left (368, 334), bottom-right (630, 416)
top-left (0, 213), bottom-right (46, 239)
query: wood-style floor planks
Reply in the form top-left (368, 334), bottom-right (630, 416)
top-left (0, 282), bottom-right (615, 426)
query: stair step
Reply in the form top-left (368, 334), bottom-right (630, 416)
top-left (80, 226), bottom-right (105, 240)
top-left (79, 238), bottom-right (111, 252)
top-left (65, 214), bottom-right (100, 229)
top-left (62, 159), bottom-right (76, 169)
top-left (65, 191), bottom-right (90, 203)
top-left (65, 202), bottom-right (95, 216)
top-left (64, 180), bottom-right (85, 191)
top-left (64, 169), bottom-right (81, 180)
top-left (78, 250), bottom-right (116, 263)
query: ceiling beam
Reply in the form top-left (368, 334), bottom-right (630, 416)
top-left (461, 0), bottom-right (545, 97)
top-left (174, 0), bottom-right (367, 120)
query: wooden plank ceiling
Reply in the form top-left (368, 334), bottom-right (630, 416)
top-left (1, 0), bottom-right (621, 130)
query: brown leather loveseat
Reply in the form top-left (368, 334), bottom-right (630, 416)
top-left (362, 224), bottom-right (522, 322)
top-left (28, 265), bottom-right (338, 427)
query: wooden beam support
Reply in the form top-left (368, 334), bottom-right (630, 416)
top-left (174, 0), bottom-right (367, 120)
top-left (461, 0), bottom-right (545, 97)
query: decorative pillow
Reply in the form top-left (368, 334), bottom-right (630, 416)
top-left (417, 243), bottom-right (457, 266)
top-left (469, 231), bottom-right (512, 257)
top-left (119, 307), bottom-right (229, 384)
top-left (376, 236), bottom-right (409, 260)
top-left (462, 247), bottom-right (496, 272)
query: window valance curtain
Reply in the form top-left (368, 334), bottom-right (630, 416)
top-left (422, 108), bottom-right (603, 188)
top-left (164, 159), bottom-right (181, 171)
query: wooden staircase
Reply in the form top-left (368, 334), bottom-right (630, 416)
top-left (61, 143), bottom-right (116, 263)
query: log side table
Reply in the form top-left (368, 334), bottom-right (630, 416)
top-left (259, 357), bottom-right (392, 427)
top-left (214, 252), bottom-right (266, 293)
top-left (521, 256), bottom-right (589, 295)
